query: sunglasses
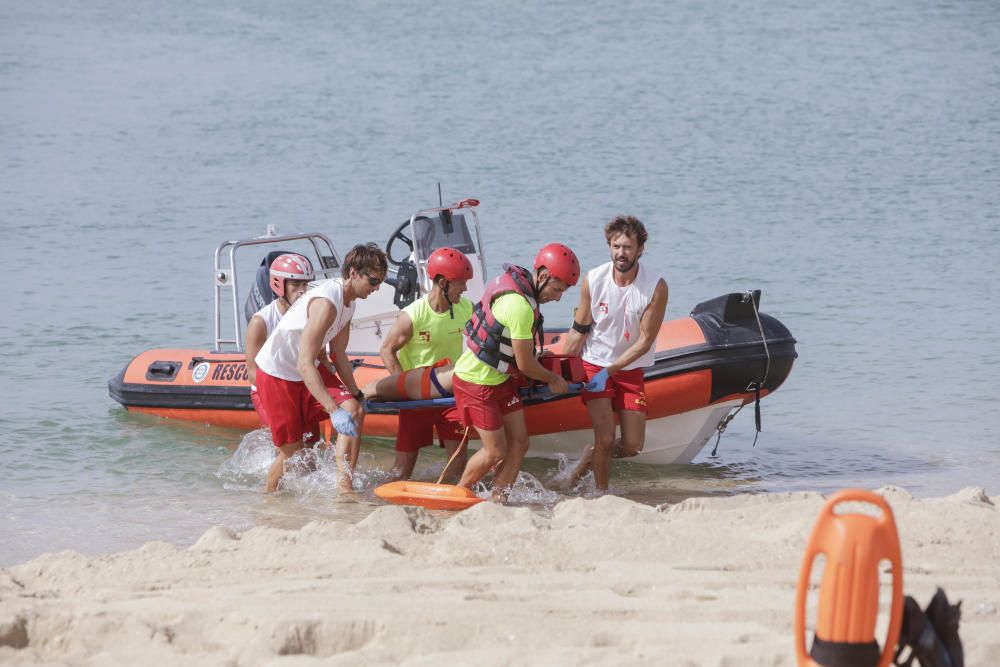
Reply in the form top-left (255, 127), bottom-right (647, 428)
top-left (361, 272), bottom-right (383, 287)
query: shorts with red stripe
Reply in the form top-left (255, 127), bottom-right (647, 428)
top-left (395, 407), bottom-right (464, 452)
top-left (256, 366), bottom-right (354, 447)
top-left (580, 360), bottom-right (647, 413)
top-left (452, 374), bottom-right (523, 432)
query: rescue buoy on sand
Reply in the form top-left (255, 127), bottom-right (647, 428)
top-left (374, 480), bottom-right (484, 511)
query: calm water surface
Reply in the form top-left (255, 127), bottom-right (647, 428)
top-left (2, 0), bottom-right (999, 565)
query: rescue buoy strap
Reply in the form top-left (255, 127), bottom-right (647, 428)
top-left (420, 367), bottom-right (433, 400)
top-left (396, 369), bottom-right (410, 398)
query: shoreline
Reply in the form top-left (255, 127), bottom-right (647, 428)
top-left (2, 487), bottom-right (998, 665)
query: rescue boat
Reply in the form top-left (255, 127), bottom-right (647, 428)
top-left (108, 199), bottom-right (798, 464)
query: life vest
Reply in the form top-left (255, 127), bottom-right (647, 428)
top-left (465, 264), bottom-right (543, 374)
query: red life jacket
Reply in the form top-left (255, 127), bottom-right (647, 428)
top-left (464, 264), bottom-right (543, 374)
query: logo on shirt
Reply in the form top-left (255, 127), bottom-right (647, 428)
top-left (624, 330), bottom-right (631, 342)
top-left (598, 302), bottom-right (609, 315)
top-left (419, 330), bottom-right (431, 343)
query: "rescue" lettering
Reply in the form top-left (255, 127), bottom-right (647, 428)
top-left (211, 362), bottom-right (249, 383)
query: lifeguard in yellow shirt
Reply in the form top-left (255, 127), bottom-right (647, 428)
top-left (454, 243), bottom-right (580, 503)
top-left (379, 248), bottom-right (475, 481)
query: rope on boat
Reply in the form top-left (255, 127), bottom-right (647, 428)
top-left (713, 291), bottom-right (772, 456)
top-left (746, 289), bottom-right (770, 448)
top-left (436, 426), bottom-right (471, 484)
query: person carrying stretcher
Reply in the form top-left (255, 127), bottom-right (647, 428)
top-left (377, 247), bottom-right (474, 481)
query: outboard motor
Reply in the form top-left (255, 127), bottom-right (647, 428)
top-left (244, 250), bottom-right (292, 323)
top-left (386, 260), bottom-right (419, 309)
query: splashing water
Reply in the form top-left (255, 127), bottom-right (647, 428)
top-left (507, 471), bottom-right (563, 505)
top-left (217, 429), bottom-right (276, 489)
top-left (218, 431), bottom-right (403, 498)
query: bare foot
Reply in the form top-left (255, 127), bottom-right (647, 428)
top-left (547, 466), bottom-right (580, 493)
top-left (332, 489), bottom-right (360, 503)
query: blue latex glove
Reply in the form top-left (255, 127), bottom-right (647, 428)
top-left (585, 368), bottom-right (610, 393)
top-left (331, 408), bottom-right (358, 437)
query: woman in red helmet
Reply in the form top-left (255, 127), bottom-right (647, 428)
top-left (378, 247), bottom-right (475, 481)
top-left (245, 253), bottom-right (315, 426)
top-left (453, 243), bottom-right (580, 503)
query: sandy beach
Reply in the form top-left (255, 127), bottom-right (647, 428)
top-left (2, 487), bottom-right (998, 666)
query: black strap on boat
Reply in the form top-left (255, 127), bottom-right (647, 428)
top-left (710, 404), bottom-right (744, 456)
top-left (745, 290), bottom-right (770, 447)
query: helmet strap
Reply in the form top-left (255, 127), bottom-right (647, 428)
top-left (443, 279), bottom-right (454, 319)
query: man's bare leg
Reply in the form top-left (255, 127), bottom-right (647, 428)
top-left (552, 398), bottom-right (616, 492)
top-left (490, 411), bottom-right (529, 503)
top-left (459, 427), bottom-right (506, 489)
top-left (617, 409), bottom-right (647, 458)
top-left (334, 409), bottom-right (363, 494)
top-left (559, 442), bottom-right (595, 489)
top-left (391, 451), bottom-right (418, 480)
top-left (266, 441), bottom-right (304, 492)
top-left (587, 397), bottom-right (619, 491)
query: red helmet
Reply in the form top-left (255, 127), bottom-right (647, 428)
top-left (427, 247), bottom-right (474, 282)
top-left (269, 253), bottom-right (314, 297)
top-left (534, 243), bottom-right (580, 286)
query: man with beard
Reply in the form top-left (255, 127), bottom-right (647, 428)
top-left (559, 216), bottom-right (668, 493)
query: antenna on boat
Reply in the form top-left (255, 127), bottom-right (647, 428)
top-left (438, 183), bottom-right (443, 207)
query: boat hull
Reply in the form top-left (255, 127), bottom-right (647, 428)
top-left (109, 294), bottom-right (797, 464)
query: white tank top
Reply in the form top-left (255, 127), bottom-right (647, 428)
top-left (253, 300), bottom-right (284, 336)
top-left (249, 301), bottom-right (285, 392)
top-left (255, 279), bottom-right (356, 381)
top-left (581, 261), bottom-right (663, 370)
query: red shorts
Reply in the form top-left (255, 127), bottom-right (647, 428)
top-left (251, 386), bottom-right (269, 426)
top-left (395, 407), bottom-right (465, 452)
top-left (452, 375), bottom-right (523, 432)
top-left (256, 366), bottom-right (354, 447)
top-left (254, 385), bottom-right (324, 444)
top-left (580, 361), bottom-right (647, 413)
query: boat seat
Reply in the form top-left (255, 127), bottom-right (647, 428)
top-left (244, 250), bottom-right (294, 323)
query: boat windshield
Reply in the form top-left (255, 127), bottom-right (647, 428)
top-left (412, 212), bottom-right (478, 261)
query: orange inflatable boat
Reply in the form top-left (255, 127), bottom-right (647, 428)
top-left (108, 199), bottom-right (797, 464)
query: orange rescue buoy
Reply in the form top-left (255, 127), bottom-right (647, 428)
top-left (795, 489), bottom-right (904, 667)
top-left (374, 481), bottom-right (485, 511)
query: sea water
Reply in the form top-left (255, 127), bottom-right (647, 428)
top-left (2, 0), bottom-right (998, 565)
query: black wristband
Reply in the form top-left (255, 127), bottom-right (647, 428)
top-left (354, 389), bottom-right (364, 402)
top-left (571, 320), bottom-right (592, 334)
